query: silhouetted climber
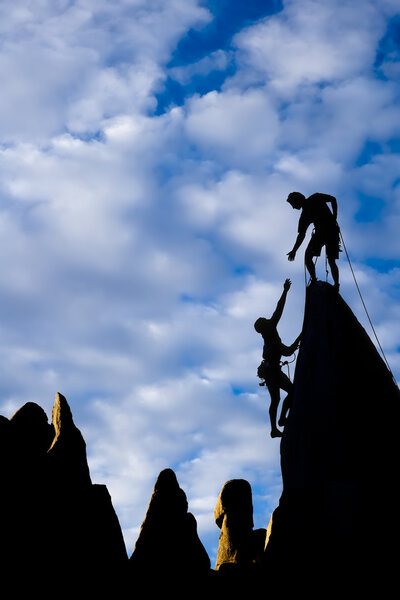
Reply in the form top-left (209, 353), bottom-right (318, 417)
top-left (254, 279), bottom-right (301, 438)
top-left (286, 192), bottom-right (341, 292)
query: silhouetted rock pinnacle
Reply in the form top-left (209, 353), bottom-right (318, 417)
top-left (281, 282), bottom-right (399, 490)
top-left (214, 479), bottom-right (266, 570)
top-left (48, 391), bottom-right (91, 487)
top-left (265, 281), bottom-right (400, 594)
top-left (129, 468), bottom-right (210, 590)
top-left (45, 393), bottom-right (127, 594)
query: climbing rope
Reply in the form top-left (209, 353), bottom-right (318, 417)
top-left (301, 229), bottom-right (397, 386)
top-left (339, 230), bottom-right (397, 385)
top-left (281, 353), bottom-right (297, 381)
top-left (325, 251), bottom-right (329, 282)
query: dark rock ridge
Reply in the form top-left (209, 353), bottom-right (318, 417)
top-left (0, 281), bottom-right (398, 597)
top-left (0, 393), bottom-right (128, 597)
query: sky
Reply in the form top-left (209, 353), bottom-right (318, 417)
top-left (0, 0), bottom-right (400, 564)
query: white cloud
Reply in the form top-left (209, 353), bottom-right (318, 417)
top-left (185, 88), bottom-right (279, 168)
top-left (169, 49), bottom-right (232, 85)
top-left (0, 0), bottom-right (210, 142)
top-left (233, 0), bottom-right (390, 94)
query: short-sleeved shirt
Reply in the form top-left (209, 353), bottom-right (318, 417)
top-left (298, 193), bottom-right (340, 259)
top-left (298, 193), bottom-right (336, 235)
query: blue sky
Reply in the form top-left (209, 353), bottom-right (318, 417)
top-left (0, 0), bottom-right (400, 564)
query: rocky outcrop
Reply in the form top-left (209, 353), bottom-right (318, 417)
top-left (265, 282), bottom-right (400, 594)
top-left (46, 393), bottom-right (128, 594)
top-left (129, 468), bottom-right (210, 590)
top-left (214, 479), bottom-right (266, 570)
top-left (47, 392), bottom-right (92, 487)
top-left (281, 282), bottom-right (399, 490)
top-left (0, 393), bottom-right (128, 597)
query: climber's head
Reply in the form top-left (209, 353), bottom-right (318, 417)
top-left (287, 191), bottom-right (305, 210)
top-left (254, 317), bottom-right (269, 334)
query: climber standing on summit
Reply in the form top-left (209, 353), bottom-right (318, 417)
top-left (254, 279), bottom-right (302, 438)
top-left (286, 192), bottom-right (341, 292)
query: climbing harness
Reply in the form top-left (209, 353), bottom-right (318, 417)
top-left (257, 353), bottom-right (297, 387)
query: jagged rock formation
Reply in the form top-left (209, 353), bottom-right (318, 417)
top-left (129, 468), bottom-right (211, 593)
top-left (0, 393), bottom-right (128, 597)
top-left (47, 391), bottom-right (92, 486)
top-left (44, 398), bottom-right (128, 595)
top-left (214, 479), bottom-right (266, 570)
top-left (265, 282), bottom-right (400, 594)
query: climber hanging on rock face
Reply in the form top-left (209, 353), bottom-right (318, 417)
top-left (254, 278), bottom-right (302, 438)
top-left (286, 192), bottom-right (341, 292)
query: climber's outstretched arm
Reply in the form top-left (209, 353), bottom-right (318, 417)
top-left (271, 279), bottom-right (291, 327)
top-left (287, 230), bottom-right (306, 262)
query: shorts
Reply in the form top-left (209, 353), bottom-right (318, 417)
top-left (306, 224), bottom-right (341, 260)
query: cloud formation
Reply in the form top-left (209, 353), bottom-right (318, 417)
top-left (0, 0), bottom-right (399, 561)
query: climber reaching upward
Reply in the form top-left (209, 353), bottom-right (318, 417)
top-left (286, 192), bottom-right (341, 292)
top-left (254, 278), bottom-right (302, 438)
